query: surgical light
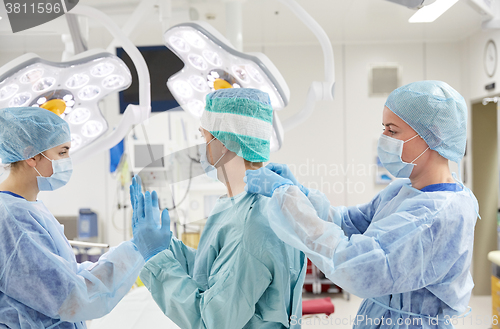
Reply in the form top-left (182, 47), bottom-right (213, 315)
top-left (164, 22), bottom-right (291, 152)
top-left (66, 73), bottom-right (90, 89)
top-left (246, 65), bottom-right (264, 83)
top-left (172, 80), bottom-right (193, 98)
top-left (90, 62), bottom-right (115, 77)
top-left (9, 92), bottom-right (31, 107)
top-left (232, 65), bottom-right (249, 83)
top-left (184, 31), bottom-right (206, 48)
top-left (0, 84), bottom-right (18, 100)
top-left (409, 0), bottom-right (458, 22)
top-left (188, 54), bottom-right (208, 71)
top-left (102, 75), bottom-right (126, 89)
top-left (165, 22), bottom-right (290, 115)
top-left (0, 4), bottom-right (152, 164)
top-left (20, 69), bottom-right (44, 84)
top-left (71, 134), bottom-right (83, 149)
top-left (169, 36), bottom-right (190, 53)
top-left (189, 75), bottom-right (209, 92)
top-left (185, 100), bottom-right (205, 117)
top-left (79, 85), bottom-right (101, 100)
top-left (82, 120), bottom-right (104, 137)
top-left (0, 50), bottom-right (132, 153)
top-left (203, 50), bottom-right (222, 67)
top-left (67, 107), bottom-right (91, 125)
top-left (33, 77), bottom-right (56, 92)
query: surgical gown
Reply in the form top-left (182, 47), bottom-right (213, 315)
top-left (140, 191), bottom-right (307, 329)
top-left (267, 179), bottom-right (478, 329)
top-left (0, 192), bottom-right (145, 329)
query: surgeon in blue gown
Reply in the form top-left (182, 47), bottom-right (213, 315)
top-left (130, 88), bottom-right (307, 329)
top-left (245, 81), bottom-right (479, 329)
top-left (0, 107), bottom-right (145, 328)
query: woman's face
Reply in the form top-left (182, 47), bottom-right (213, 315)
top-left (382, 106), bottom-right (429, 164)
top-left (34, 142), bottom-right (71, 177)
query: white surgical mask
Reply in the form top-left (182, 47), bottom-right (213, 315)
top-left (377, 134), bottom-right (429, 178)
top-left (199, 137), bottom-right (225, 181)
top-left (34, 153), bottom-right (73, 191)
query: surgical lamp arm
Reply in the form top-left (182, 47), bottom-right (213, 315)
top-left (105, 0), bottom-right (160, 53)
top-left (69, 5), bottom-right (151, 164)
top-left (276, 0), bottom-right (335, 131)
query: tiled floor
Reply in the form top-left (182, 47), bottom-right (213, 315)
top-left (301, 293), bottom-right (493, 329)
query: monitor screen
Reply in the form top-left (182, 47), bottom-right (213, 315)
top-left (117, 45), bottom-right (185, 113)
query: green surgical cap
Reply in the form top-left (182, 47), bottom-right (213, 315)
top-left (201, 88), bottom-right (273, 162)
top-left (385, 80), bottom-right (467, 163)
top-left (0, 107), bottom-right (71, 164)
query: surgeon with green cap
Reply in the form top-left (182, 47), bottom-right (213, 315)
top-left (0, 107), bottom-right (145, 328)
top-left (245, 81), bottom-right (479, 328)
top-left (130, 88), bottom-right (307, 329)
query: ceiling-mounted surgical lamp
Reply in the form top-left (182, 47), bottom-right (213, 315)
top-left (0, 5), bottom-right (151, 164)
top-left (164, 21), bottom-right (289, 152)
top-left (0, 50), bottom-right (131, 153)
top-left (165, 0), bottom-right (336, 144)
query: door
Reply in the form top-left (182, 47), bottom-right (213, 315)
top-left (472, 100), bottom-right (498, 295)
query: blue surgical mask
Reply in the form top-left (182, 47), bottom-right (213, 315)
top-left (377, 134), bottom-right (429, 178)
top-left (199, 137), bottom-right (225, 181)
top-left (34, 153), bottom-right (73, 191)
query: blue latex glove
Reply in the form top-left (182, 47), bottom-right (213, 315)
top-left (244, 167), bottom-right (294, 197)
top-left (131, 175), bottom-right (160, 222)
top-left (265, 163), bottom-right (310, 196)
top-left (130, 178), bottom-right (171, 262)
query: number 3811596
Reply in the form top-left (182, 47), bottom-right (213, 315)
top-left (5, 2), bottom-right (62, 14)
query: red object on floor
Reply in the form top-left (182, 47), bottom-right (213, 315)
top-left (303, 260), bottom-right (314, 292)
top-left (302, 297), bottom-right (335, 316)
top-left (303, 259), bottom-right (339, 293)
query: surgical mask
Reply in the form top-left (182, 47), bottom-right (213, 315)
top-left (34, 153), bottom-right (73, 191)
top-left (377, 134), bottom-right (429, 178)
top-left (199, 137), bottom-right (225, 181)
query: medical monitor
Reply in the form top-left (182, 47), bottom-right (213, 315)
top-left (117, 45), bottom-right (184, 113)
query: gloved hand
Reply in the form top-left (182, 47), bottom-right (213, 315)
top-left (265, 163), bottom-right (310, 196)
top-left (130, 179), bottom-right (171, 262)
top-left (244, 167), bottom-right (294, 197)
top-left (131, 176), bottom-right (160, 222)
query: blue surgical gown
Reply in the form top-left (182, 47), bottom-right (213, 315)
top-left (0, 192), bottom-right (145, 329)
top-left (139, 191), bottom-right (307, 329)
top-left (267, 179), bottom-right (478, 329)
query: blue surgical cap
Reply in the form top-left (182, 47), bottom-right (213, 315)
top-left (0, 107), bottom-right (71, 164)
top-left (201, 88), bottom-right (273, 162)
top-left (385, 80), bottom-right (467, 163)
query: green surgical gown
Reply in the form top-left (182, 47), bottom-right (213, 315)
top-left (140, 191), bottom-right (307, 329)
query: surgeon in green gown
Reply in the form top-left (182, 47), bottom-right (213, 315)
top-left (130, 88), bottom-right (307, 329)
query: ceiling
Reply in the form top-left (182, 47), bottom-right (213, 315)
top-left (0, 0), bottom-right (485, 53)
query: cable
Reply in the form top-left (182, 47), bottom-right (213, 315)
top-left (166, 156), bottom-right (196, 211)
